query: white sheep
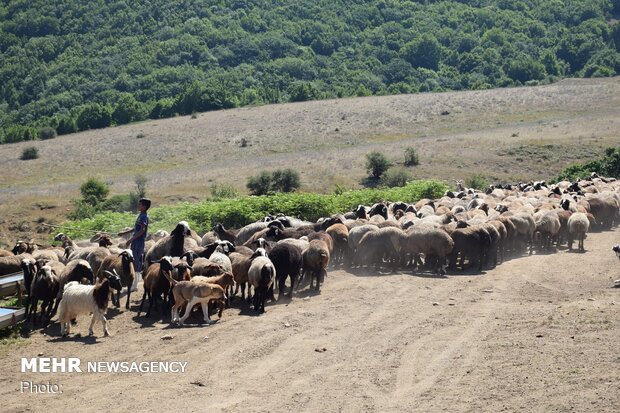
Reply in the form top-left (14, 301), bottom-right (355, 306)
top-left (567, 213), bottom-right (590, 252)
top-left (57, 271), bottom-right (122, 337)
top-left (247, 248), bottom-right (276, 313)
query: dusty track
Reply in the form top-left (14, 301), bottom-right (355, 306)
top-left (1, 226), bottom-right (619, 412)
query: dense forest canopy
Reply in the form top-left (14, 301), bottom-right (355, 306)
top-left (1, 0), bottom-right (619, 143)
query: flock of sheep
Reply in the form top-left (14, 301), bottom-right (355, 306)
top-left (0, 173), bottom-right (618, 337)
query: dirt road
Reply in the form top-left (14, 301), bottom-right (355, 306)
top-left (1, 226), bottom-right (619, 412)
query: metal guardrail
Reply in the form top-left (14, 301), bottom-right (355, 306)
top-left (0, 271), bottom-right (24, 298)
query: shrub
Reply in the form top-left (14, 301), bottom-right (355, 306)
top-left (404, 147), bottom-right (420, 166)
top-left (39, 126), bottom-right (57, 140)
top-left (20, 146), bottom-right (39, 160)
top-left (80, 177), bottom-right (109, 206)
top-left (135, 174), bottom-right (147, 198)
top-left (555, 147), bottom-right (620, 181)
top-left (246, 171), bottom-right (273, 195)
top-left (466, 174), bottom-right (488, 190)
top-left (271, 168), bottom-right (301, 193)
top-left (76, 103), bottom-right (112, 130)
top-left (210, 182), bottom-right (239, 200)
top-left (381, 167), bottom-right (413, 188)
top-left (365, 151), bottom-right (392, 179)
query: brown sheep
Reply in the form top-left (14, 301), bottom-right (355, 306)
top-left (301, 239), bottom-right (330, 291)
top-left (97, 250), bottom-right (135, 309)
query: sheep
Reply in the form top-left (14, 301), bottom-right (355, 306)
top-left (347, 224), bottom-right (379, 266)
top-left (21, 258), bottom-right (37, 296)
top-left (534, 211), bottom-right (561, 250)
top-left (164, 271), bottom-right (227, 325)
top-left (26, 264), bottom-right (60, 326)
top-left (276, 237), bottom-right (310, 252)
top-left (399, 226), bottom-right (454, 275)
top-left (268, 242), bottom-right (303, 299)
top-left (235, 222), bottom-right (268, 245)
top-left (505, 212), bottom-right (535, 254)
top-left (449, 226), bottom-right (491, 271)
top-left (0, 249), bottom-right (12, 257)
top-left (301, 239), bottom-right (330, 291)
top-left (567, 212), bottom-right (590, 252)
top-left (86, 247), bottom-right (111, 277)
top-left (144, 221), bottom-right (199, 266)
top-left (213, 223), bottom-right (238, 243)
top-left (191, 258), bottom-right (225, 277)
top-left (138, 257), bottom-right (177, 317)
top-left (201, 231), bottom-right (219, 246)
top-left (247, 248), bottom-right (276, 313)
top-left (97, 250), bottom-right (135, 309)
top-left (1, 253), bottom-right (35, 276)
top-left (66, 235), bottom-right (113, 262)
top-left (50, 259), bottom-right (96, 317)
top-left (353, 227), bottom-right (404, 270)
top-left (586, 196), bottom-right (619, 228)
top-left (229, 252), bottom-right (253, 300)
top-left (191, 272), bottom-right (235, 315)
top-left (58, 271), bottom-right (123, 337)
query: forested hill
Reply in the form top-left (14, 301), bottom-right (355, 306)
top-left (1, 0), bottom-right (619, 144)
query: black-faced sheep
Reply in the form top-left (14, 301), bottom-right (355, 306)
top-left (144, 221), bottom-right (199, 265)
top-left (58, 271), bottom-right (123, 337)
top-left (50, 259), bottom-right (95, 317)
top-left (138, 257), bottom-right (177, 318)
top-left (26, 264), bottom-right (60, 326)
top-left (449, 226), bottom-right (491, 271)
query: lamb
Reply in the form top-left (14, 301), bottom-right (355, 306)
top-left (97, 250), bottom-right (135, 309)
top-left (191, 272), bottom-right (235, 314)
top-left (301, 239), bottom-right (330, 291)
top-left (567, 212), bottom-right (590, 252)
top-left (57, 271), bottom-right (123, 337)
top-left (164, 271), bottom-right (227, 325)
top-left (247, 248), bottom-right (276, 313)
top-left (399, 226), bottom-right (454, 275)
top-left (26, 264), bottom-right (60, 326)
top-left (268, 242), bottom-right (303, 299)
top-left (138, 257), bottom-right (177, 317)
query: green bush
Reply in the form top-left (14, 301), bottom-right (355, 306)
top-left (76, 103), bottom-right (112, 130)
top-left (39, 126), bottom-right (57, 140)
top-left (80, 177), bottom-right (110, 206)
top-left (466, 174), bottom-right (489, 190)
top-left (404, 147), bottom-right (420, 166)
top-left (20, 146), bottom-right (39, 160)
top-left (555, 147), bottom-right (620, 181)
top-left (64, 180), bottom-right (448, 239)
top-left (381, 167), bottom-right (413, 188)
top-left (365, 151), bottom-right (392, 179)
top-left (246, 171), bottom-right (272, 196)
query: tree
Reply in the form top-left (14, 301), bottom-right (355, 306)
top-left (365, 151), bottom-right (392, 179)
top-left (76, 104), bottom-right (112, 130)
top-left (402, 35), bottom-right (441, 70)
top-left (112, 93), bottom-right (144, 125)
top-left (80, 177), bottom-right (109, 206)
top-left (506, 58), bottom-right (546, 83)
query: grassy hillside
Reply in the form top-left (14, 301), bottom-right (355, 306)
top-left (1, 0), bottom-right (619, 143)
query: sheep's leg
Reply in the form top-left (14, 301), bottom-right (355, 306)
top-left (125, 286), bottom-right (131, 310)
top-left (99, 312), bottom-right (109, 337)
top-left (240, 283), bottom-right (246, 300)
top-left (116, 289), bottom-right (121, 308)
top-left (147, 292), bottom-right (156, 318)
top-left (179, 298), bottom-right (196, 325)
top-left (138, 290), bottom-right (147, 316)
top-left (88, 313), bottom-right (96, 336)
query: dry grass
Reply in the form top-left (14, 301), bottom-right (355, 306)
top-left (0, 77), bottom-right (618, 246)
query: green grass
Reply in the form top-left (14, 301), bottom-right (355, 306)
top-left (62, 180), bottom-right (448, 238)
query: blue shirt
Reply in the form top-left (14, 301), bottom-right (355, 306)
top-left (133, 212), bottom-right (149, 242)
